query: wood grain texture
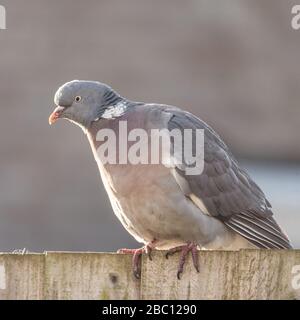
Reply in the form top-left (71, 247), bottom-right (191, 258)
top-left (141, 249), bottom-right (300, 300)
top-left (0, 250), bottom-right (299, 300)
top-left (44, 252), bottom-right (140, 300)
top-left (0, 253), bottom-right (44, 300)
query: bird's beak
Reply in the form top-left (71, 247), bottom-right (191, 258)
top-left (49, 106), bottom-right (65, 125)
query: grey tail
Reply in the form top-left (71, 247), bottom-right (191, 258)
top-left (225, 211), bottom-right (292, 249)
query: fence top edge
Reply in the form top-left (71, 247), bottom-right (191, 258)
top-left (0, 249), bottom-right (298, 257)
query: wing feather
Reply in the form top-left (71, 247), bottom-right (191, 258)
top-left (164, 109), bottom-right (292, 249)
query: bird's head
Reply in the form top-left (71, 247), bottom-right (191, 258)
top-left (49, 80), bottom-right (123, 129)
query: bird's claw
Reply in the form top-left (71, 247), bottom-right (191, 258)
top-left (165, 246), bottom-right (183, 259)
top-left (177, 270), bottom-right (182, 280)
top-left (117, 241), bottom-right (156, 279)
top-left (166, 242), bottom-right (199, 279)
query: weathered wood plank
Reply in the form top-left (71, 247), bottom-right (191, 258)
top-left (141, 250), bottom-right (239, 299)
top-left (141, 249), bottom-right (300, 300)
top-left (0, 250), bottom-right (299, 299)
top-left (0, 253), bottom-right (44, 300)
top-left (237, 250), bottom-right (300, 300)
top-left (44, 252), bottom-right (140, 300)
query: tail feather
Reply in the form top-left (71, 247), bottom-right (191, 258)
top-left (225, 211), bottom-right (292, 249)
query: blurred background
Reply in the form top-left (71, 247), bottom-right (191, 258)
top-left (0, 0), bottom-right (299, 251)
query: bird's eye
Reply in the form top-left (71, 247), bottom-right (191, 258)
top-left (75, 96), bottom-right (82, 102)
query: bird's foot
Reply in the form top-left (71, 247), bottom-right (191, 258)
top-left (117, 240), bottom-right (156, 279)
top-left (166, 242), bottom-right (199, 279)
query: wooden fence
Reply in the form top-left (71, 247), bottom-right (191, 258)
top-left (0, 250), bottom-right (299, 300)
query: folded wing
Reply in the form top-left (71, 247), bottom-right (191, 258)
top-left (164, 109), bottom-right (292, 249)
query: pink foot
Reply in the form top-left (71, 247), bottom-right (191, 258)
top-left (117, 240), bottom-right (156, 279)
top-left (166, 242), bottom-right (199, 279)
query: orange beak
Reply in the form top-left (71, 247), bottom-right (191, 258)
top-left (49, 106), bottom-right (65, 125)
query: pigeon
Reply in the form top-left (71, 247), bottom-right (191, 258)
top-left (49, 80), bottom-right (292, 279)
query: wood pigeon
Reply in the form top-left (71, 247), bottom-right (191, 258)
top-left (49, 80), bottom-right (292, 279)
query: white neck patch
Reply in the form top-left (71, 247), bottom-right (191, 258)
top-left (101, 101), bottom-right (127, 119)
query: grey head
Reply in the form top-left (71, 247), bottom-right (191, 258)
top-left (49, 80), bottom-right (126, 129)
